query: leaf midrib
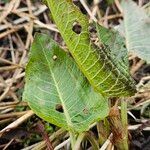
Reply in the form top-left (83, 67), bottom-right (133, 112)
top-left (39, 38), bottom-right (73, 128)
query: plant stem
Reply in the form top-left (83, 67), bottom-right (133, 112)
top-left (108, 99), bottom-right (128, 150)
top-left (74, 133), bottom-right (85, 150)
top-left (121, 98), bottom-right (129, 150)
top-left (69, 131), bottom-right (76, 150)
top-left (97, 119), bottom-right (110, 145)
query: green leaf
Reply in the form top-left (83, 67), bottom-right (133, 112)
top-left (95, 24), bottom-right (134, 85)
top-left (122, 0), bottom-right (150, 63)
top-left (23, 33), bottom-right (109, 133)
top-left (45, 0), bottom-right (136, 97)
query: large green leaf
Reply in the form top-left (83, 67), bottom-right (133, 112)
top-left (45, 0), bottom-right (136, 97)
top-left (122, 0), bottom-right (150, 63)
top-left (23, 33), bottom-right (108, 133)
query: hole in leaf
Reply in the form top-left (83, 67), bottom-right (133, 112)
top-left (72, 21), bottom-right (82, 34)
top-left (55, 104), bottom-right (64, 113)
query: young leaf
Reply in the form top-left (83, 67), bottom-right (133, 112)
top-left (23, 33), bottom-right (108, 133)
top-left (45, 0), bottom-right (136, 97)
top-left (122, 0), bottom-right (150, 63)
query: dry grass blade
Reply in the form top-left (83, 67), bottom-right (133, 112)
top-left (0, 110), bottom-right (34, 137)
top-left (80, 0), bottom-right (97, 22)
top-left (0, 0), bottom-right (17, 23)
top-left (128, 125), bottom-right (150, 131)
top-left (54, 138), bottom-right (70, 150)
top-left (2, 139), bottom-right (15, 150)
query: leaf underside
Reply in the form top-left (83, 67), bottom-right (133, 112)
top-left (45, 0), bottom-right (136, 97)
top-left (122, 0), bottom-right (150, 63)
top-left (96, 24), bottom-right (133, 83)
top-left (23, 33), bottom-right (108, 133)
